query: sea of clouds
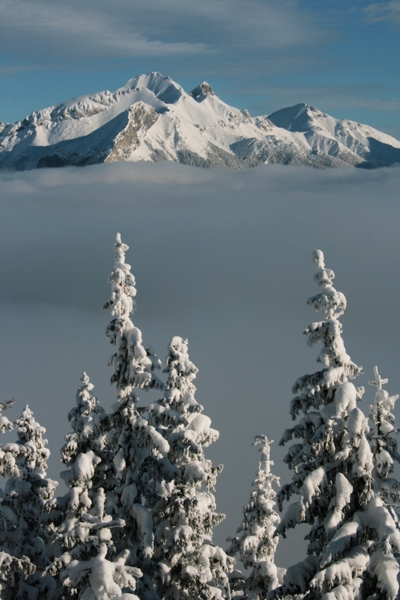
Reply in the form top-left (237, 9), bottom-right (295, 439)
top-left (1, 161), bottom-right (400, 566)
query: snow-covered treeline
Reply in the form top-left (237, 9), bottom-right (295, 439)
top-left (1, 236), bottom-right (399, 600)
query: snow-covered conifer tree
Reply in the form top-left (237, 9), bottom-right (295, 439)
top-left (227, 435), bottom-right (281, 599)
top-left (368, 367), bottom-right (400, 515)
top-left (103, 233), bottom-right (163, 405)
top-left (273, 251), bottom-right (400, 600)
top-left (0, 405), bottom-right (58, 599)
top-left (60, 487), bottom-right (142, 600)
top-left (47, 370), bottom-right (146, 600)
top-left (0, 400), bottom-right (13, 436)
top-left (149, 336), bottom-right (232, 599)
top-left (47, 372), bottom-right (119, 597)
top-left (53, 373), bottom-right (107, 542)
top-left (103, 234), bottom-right (170, 599)
top-left (0, 400), bottom-right (36, 598)
top-left (0, 400), bottom-right (17, 482)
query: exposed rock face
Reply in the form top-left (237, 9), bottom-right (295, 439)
top-left (1, 72), bottom-right (400, 171)
top-left (190, 82), bottom-right (215, 100)
top-left (105, 102), bottom-right (159, 163)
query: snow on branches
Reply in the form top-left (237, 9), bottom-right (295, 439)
top-left (3, 239), bottom-right (400, 600)
top-left (149, 336), bottom-right (232, 599)
top-left (58, 487), bottom-right (141, 600)
top-left (289, 249), bottom-right (362, 422)
top-left (227, 435), bottom-right (282, 599)
top-left (0, 406), bottom-right (57, 599)
top-left (103, 233), bottom-right (162, 402)
top-left (275, 251), bottom-right (400, 600)
top-left (368, 367), bottom-right (400, 515)
top-left (50, 371), bottom-right (112, 588)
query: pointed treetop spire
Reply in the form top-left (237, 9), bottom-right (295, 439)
top-left (227, 435), bottom-right (280, 597)
top-left (103, 233), bottom-right (137, 321)
top-left (369, 365), bottom-right (389, 391)
top-left (308, 250), bottom-right (345, 319)
top-left (311, 249), bottom-right (336, 289)
top-left (254, 433), bottom-right (273, 446)
top-left (104, 233), bottom-right (161, 405)
top-left (114, 231), bottom-right (129, 256)
top-left (253, 434), bottom-right (274, 471)
top-left (368, 366), bottom-right (400, 504)
top-left (311, 249), bottom-right (325, 269)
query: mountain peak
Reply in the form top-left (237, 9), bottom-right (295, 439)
top-left (118, 72), bottom-right (184, 104)
top-left (190, 82), bottom-right (215, 102)
top-left (1, 73), bottom-right (400, 171)
top-left (268, 103), bottom-right (324, 132)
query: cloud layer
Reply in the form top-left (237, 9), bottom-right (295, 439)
top-left (0, 0), bottom-right (323, 64)
top-left (1, 162), bottom-right (400, 564)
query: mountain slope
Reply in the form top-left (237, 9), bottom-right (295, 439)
top-left (1, 73), bottom-right (399, 171)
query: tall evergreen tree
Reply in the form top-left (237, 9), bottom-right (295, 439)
top-left (149, 336), bottom-right (232, 600)
top-left (227, 435), bottom-right (281, 599)
top-left (0, 400), bottom-right (36, 597)
top-left (368, 367), bottom-right (400, 516)
top-left (102, 232), bottom-right (163, 405)
top-left (55, 373), bottom-right (108, 547)
top-left (48, 372), bottom-right (119, 598)
top-left (103, 233), bottom-right (168, 599)
top-left (273, 251), bottom-right (400, 599)
top-left (0, 405), bottom-right (58, 599)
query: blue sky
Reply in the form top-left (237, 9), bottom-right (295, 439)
top-left (1, 0), bottom-right (399, 137)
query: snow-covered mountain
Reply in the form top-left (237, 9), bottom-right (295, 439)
top-left (1, 72), bottom-right (400, 170)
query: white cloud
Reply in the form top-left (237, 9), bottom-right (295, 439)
top-left (364, 1), bottom-right (400, 26)
top-left (0, 0), bottom-right (327, 65)
top-left (0, 0), bottom-right (211, 61)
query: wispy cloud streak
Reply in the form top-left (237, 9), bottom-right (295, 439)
top-left (364, 1), bottom-right (400, 26)
top-left (0, 0), bottom-right (326, 64)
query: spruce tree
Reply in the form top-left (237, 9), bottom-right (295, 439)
top-left (273, 251), bottom-right (400, 599)
top-left (227, 435), bottom-right (281, 599)
top-left (0, 400), bottom-right (36, 597)
top-left (0, 400), bottom-right (16, 483)
top-left (55, 373), bottom-right (108, 545)
top-left (102, 233), bottom-right (163, 405)
top-left (60, 487), bottom-right (141, 600)
top-left (276, 250), bottom-right (364, 550)
top-left (149, 336), bottom-right (232, 600)
top-left (0, 400), bottom-right (13, 436)
top-left (0, 405), bottom-right (58, 599)
top-left (103, 233), bottom-right (168, 599)
top-left (48, 372), bottom-right (118, 598)
top-left (50, 373), bottom-right (142, 600)
top-left (368, 367), bottom-right (400, 517)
